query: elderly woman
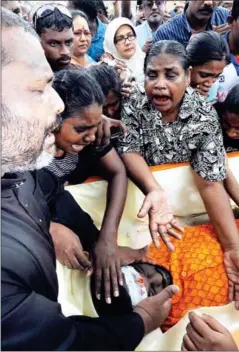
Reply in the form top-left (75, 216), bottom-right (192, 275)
top-left (103, 17), bottom-right (145, 84)
top-left (117, 40), bottom-right (239, 310)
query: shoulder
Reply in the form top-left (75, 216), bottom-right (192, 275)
top-left (154, 14), bottom-right (185, 41)
top-left (213, 6), bottom-right (229, 22)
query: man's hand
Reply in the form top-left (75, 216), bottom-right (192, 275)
top-left (182, 312), bottom-right (238, 351)
top-left (134, 285), bottom-right (179, 334)
top-left (138, 189), bottom-right (184, 250)
top-left (224, 249), bottom-right (239, 309)
top-left (142, 40), bottom-right (152, 53)
top-left (212, 23), bottom-right (232, 34)
top-left (50, 222), bottom-right (92, 272)
top-left (96, 115), bottom-right (127, 146)
top-left (93, 239), bottom-right (123, 304)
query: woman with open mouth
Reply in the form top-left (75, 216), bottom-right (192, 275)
top-left (116, 40), bottom-right (239, 311)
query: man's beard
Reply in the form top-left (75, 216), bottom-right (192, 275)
top-left (2, 105), bottom-right (60, 175)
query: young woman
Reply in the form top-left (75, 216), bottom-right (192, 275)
top-left (71, 10), bottom-right (95, 67)
top-left (103, 17), bottom-right (145, 84)
top-left (117, 41), bottom-right (239, 309)
top-left (87, 63), bottom-right (122, 120)
top-left (47, 69), bottom-right (146, 304)
top-left (186, 31), bottom-right (236, 102)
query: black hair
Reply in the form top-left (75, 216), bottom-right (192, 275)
top-left (222, 84), bottom-right (239, 114)
top-left (131, 263), bottom-right (173, 288)
top-left (231, 0), bottom-right (239, 20)
top-left (2, 7), bottom-right (38, 66)
top-left (67, 0), bottom-right (98, 22)
top-left (87, 63), bottom-right (122, 98)
top-left (144, 40), bottom-right (189, 73)
top-left (53, 69), bottom-right (105, 120)
top-left (186, 31), bottom-right (230, 67)
top-left (70, 9), bottom-right (89, 24)
top-left (33, 7), bottom-right (73, 35)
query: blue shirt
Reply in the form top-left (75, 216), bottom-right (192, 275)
top-left (135, 21), bottom-right (153, 49)
top-left (87, 18), bottom-right (107, 62)
top-left (224, 31), bottom-right (239, 75)
top-left (153, 6), bottom-right (229, 46)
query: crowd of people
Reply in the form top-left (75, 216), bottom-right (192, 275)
top-left (1, 0), bottom-right (239, 351)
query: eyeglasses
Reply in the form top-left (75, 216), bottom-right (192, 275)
top-left (34, 3), bottom-right (72, 27)
top-left (143, 0), bottom-right (166, 9)
top-left (114, 33), bottom-right (136, 45)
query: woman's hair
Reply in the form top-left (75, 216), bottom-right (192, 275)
top-left (87, 63), bottom-right (122, 98)
top-left (71, 9), bottom-right (89, 24)
top-left (186, 31), bottom-right (230, 67)
top-left (144, 40), bottom-right (189, 73)
top-left (33, 7), bottom-right (72, 35)
top-left (222, 84), bottom-right (239, 114)
top-left (53, 69), bottom-right (105, 120)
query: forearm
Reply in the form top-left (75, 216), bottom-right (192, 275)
top-left (100, 167), bottom-right (127, 242)
top-left (121, 153), bottom-right (163, 195)
top-left (121, 0), bottom-right (132, 19)
top-left (195, 177), bottom-right (239, 250)
top-left (224, 166), bottom-right (239, 207)
top-left (113, 1), bottom-right (120, 18)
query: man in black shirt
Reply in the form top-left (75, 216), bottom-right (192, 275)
top-left (1, 8), bottom-right (179, 350)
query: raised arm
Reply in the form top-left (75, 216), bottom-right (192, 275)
top-left (121, 0), bottom-right (133, 20)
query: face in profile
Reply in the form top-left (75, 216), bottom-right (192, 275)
top-left (40, 27), bottom-right (74, 71)
top-left (114, 25), bottom-right (136, 60)
top-left (145, 53), bottom-right (191, 116)
top-left (73, 16), bottom-right (92, 57)
top-left (2, 26), bottom-right (64, 174)
top-left (133, 263), bottom-right (172, 296)
top-left (54, 104), bottom-right (102, 154)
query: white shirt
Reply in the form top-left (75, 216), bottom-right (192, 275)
top-left (135, 21), bottom-right (153, 49)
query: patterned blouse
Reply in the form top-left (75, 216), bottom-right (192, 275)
top-left (117, 86), bottom-right (226, 182)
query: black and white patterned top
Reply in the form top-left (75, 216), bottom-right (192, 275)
top-left (117, 86), bottom-right (226, 182)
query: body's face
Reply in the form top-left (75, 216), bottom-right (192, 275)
top-left (190, 59), bottom-right (226, 92)
top-left (73, 16), bottom-right (92, 57)
top-left (187, 1), bottom-right (216, 21)
top-left (115, 25), bottom-right (136, 59)
top-left (222, 112), bottom-right (239, 140)
top-left (142, 0), bottom-right (166, 27)
top-left (103, 90), bottom-right (121, 119)
top-left (145, 54), bottom-right (190, 117)
top-left (40, 27), bottom-right (74, 71)
top-left (55, 104), bottom-right (102, 154)
top-left (134, 264), bottom-right (164, 296)
top-left (2, 28), bottom-right (64, 174)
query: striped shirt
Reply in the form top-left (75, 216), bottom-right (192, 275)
top-left (153, 5), bottom-right (229, 47)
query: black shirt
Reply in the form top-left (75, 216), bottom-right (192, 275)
top-left (1, 171), bottom-right (144, 351)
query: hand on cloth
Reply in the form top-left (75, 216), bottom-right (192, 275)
top-left (224, 248), bottom-right (239, 310)
top-left (195, 84), bottom-right (210, 97)
top-left (182, 311), bottom-right (238, 351)
top-left (212, 23), bottom-right (232, 34)
top-left (96, 114), bottom-right (127, 146)
top-left (138, 189), bottom-right (184, 250)
top-left (50, 222), bottom-right (92, 273)
top-left (142, 40), bottom-right (152, 53)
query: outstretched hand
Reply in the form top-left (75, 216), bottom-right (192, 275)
top-left (138, 189), bottom-right (184, 250)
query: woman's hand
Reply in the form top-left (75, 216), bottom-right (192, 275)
top-left (195, 84), bottom-right (210, 97)
top-left (50, 222), bottom-right (92, 272)
top-left (93, 238), bottom-right (123, 304)
top-left (121, 81), bottom-right (134, 98)
top-left (138, 189), bottom-right (184, 250)
top-left (224, 248), bottom-right (239, 310)
top-left (96, 115), bottom-right (127, 146)
top-left (182, 312), bottom-right (238, 351)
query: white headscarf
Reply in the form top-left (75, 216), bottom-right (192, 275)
top-left (103, 17), bottom-right (145, 84)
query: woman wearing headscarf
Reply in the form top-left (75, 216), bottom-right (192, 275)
top-left (103, 17), bottom-right (145, 84)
